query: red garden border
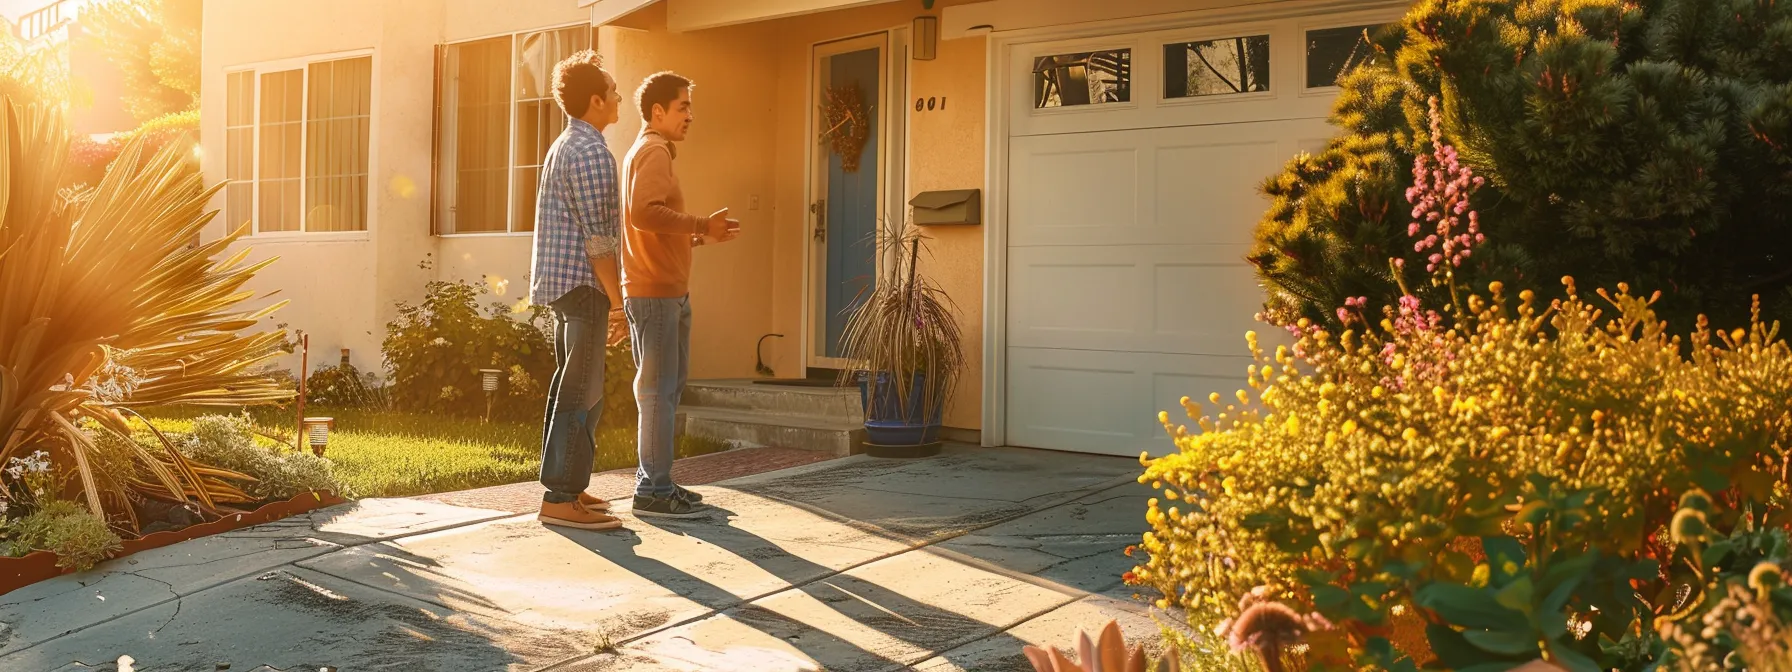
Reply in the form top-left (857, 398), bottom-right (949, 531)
top-left (1, 491), bottom-right (348, 597)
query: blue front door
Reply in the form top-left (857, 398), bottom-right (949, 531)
top-left (822, 47), bottom-right (880, 359)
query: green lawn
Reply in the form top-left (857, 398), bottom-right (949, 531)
top-left (138, 407), bottom-right (727, 498)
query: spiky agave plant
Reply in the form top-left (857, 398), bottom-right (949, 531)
top-left (1023, 620), bottom-right (1182, 672)
top-left (0, 101), bottom-right (292, 533)
top-left (836, 222), bottom-right (964, 434)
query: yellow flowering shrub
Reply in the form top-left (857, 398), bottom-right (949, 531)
top-left (1131, 281), bottom-right (1792, 669)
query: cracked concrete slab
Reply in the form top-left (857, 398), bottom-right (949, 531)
top-left (932, 483), bottom-right (1151, 594)
top-left (0, 498), bottom-right (510, 659)
top-left (284, 497), bottom-right (516, 545)
top-left (608, 545), bottom-right (1088, 672)
top-left (1, 570), bottom-right (177, 659)
top-left (296, 487), bottom-right (916, 645)
top-left (910, 589), bottom-right (1178, 672)
top-left (0, 533), bottom-right (347, 658)
top-left (0, 566), bottom-right (586, 671)
top-left (12, 447), bottom-right (1162, 672)
top-left (722, 448), bottom-right (1137, 541)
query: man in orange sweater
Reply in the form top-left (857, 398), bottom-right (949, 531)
top-left (621, 72), bottom-right (738, 518)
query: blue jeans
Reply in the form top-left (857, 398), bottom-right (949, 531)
top-left (624, 296), bottom-right (690, 498)
top-left (540, 285), bottom-right (609, 504)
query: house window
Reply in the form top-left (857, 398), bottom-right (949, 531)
top-left (1164, 35), bottom-right (1270, 99)
top-left (1306, 24), bottom-right (1385, 89)
top-left (435, 25), bottom-right (589, 235)
top-left (224, 71), bottom-right (254, 230)
top-left (1033, 49), bottom-right (1131, 109)
top-left (223, 54), bottom-right (374, 235)
top-left (306, 57), bottom-right (372, 232)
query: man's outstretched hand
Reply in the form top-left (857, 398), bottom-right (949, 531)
top-left (705, 208), bottom-right (741, 243)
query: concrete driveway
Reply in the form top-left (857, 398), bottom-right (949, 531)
top-left (0, 447), bottom-right (1176, 671)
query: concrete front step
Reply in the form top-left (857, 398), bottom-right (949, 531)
top-left (683, 379), bottom-right (864, 423)
top-left (682, 407), bottom-right (865, 457)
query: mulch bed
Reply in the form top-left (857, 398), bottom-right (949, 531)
top-left (1, 491), bottom-right (347, 597)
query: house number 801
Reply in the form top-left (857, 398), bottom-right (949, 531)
top-left (914, 97), bottom-right (946, 112)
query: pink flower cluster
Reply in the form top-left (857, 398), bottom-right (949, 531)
top-left (1335, 296), bottom-right (1370, 326)
top-left (1378, 295), bottom-right (1451, 391)
top-left (1406, 97), bottom-right (1486, 273)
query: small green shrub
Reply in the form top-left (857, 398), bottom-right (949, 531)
top-left (7, 500), bottom-right (122, 571)
top-left (304, 362), bottom-right (388, 410)
top-left (383, 279), bottom-right (555, 420)
top-left (179, 415), bottom-right (350, 500)
top-left (383, 278), bottom-right (641, 426)
top-left (87, 427), bottom-right (144, 490)
top-left (1653, 492), bottom-right (1792, 670)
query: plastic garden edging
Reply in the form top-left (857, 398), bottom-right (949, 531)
top-left (1, 491), bottom-right (349, 597)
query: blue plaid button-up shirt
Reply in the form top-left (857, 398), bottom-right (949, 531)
top-left (530, 118), bottom-right (620, 306)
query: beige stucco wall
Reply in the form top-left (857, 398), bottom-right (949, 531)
top-left (905, 30), bottom-right (985, 431)
top-left (755, 1), bottom-right (987, 429)
top-left (200, 0), bottom-right (445, 376)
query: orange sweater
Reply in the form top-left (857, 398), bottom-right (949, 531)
top-left (620, 131), bottom-right (706, 299)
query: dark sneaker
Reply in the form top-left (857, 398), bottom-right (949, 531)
top-left (671, 485), bottom-right (704, 505)
top-left (632, 495), bottom-right (708, 519)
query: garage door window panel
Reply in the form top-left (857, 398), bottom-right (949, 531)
top-left (1163, 35), bottom-right (1270, 99)
top-left (1033, 48), bottom-right (1131, 109)
top-left (1305, 24), bottom-right (1384, 89)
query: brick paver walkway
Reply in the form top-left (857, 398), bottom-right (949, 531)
top-left (414, 447), bottom-right (835, 513)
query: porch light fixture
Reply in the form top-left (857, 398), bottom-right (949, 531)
top-left (479, 368), bottom-right (503, 423)
top-left (302, 417), bottom-right (334, 457)
top-left (913, 15), bottom-right (938, 61)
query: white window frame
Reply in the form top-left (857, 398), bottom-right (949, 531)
top-left (1156, 24), bottom-right (1280, 109)
top-left (1025, 39), bottom-right (1141, 119)
top-left (435, 21), bottom-right (591, 238)
top-left (225, 48), bottom-right (380, 242)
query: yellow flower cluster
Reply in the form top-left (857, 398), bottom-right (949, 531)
top-left (1131, 281), bottom-right (1792, 631)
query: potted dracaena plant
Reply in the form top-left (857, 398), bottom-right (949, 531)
top-left (836, 221), bottom-right (964, 458)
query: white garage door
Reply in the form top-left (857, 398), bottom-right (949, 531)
top-left (1001, 12), bottom-right (1391, 456)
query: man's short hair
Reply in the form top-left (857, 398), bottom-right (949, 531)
top-left (552, 50), bottom-right (611, 119)
top-left (636, 71), bottom-right (692, 122)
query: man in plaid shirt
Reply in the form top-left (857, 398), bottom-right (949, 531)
top-left (528, 51), bottom-right (626, 531)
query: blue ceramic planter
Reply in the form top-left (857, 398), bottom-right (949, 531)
top-left (856, 371), bottom-right (944, 447)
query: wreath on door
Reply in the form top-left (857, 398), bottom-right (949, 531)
top-left (819, 81), bottom-right (872, 173)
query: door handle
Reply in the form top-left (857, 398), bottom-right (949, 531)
top-left (810, 199), bottom-right (827, 243)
